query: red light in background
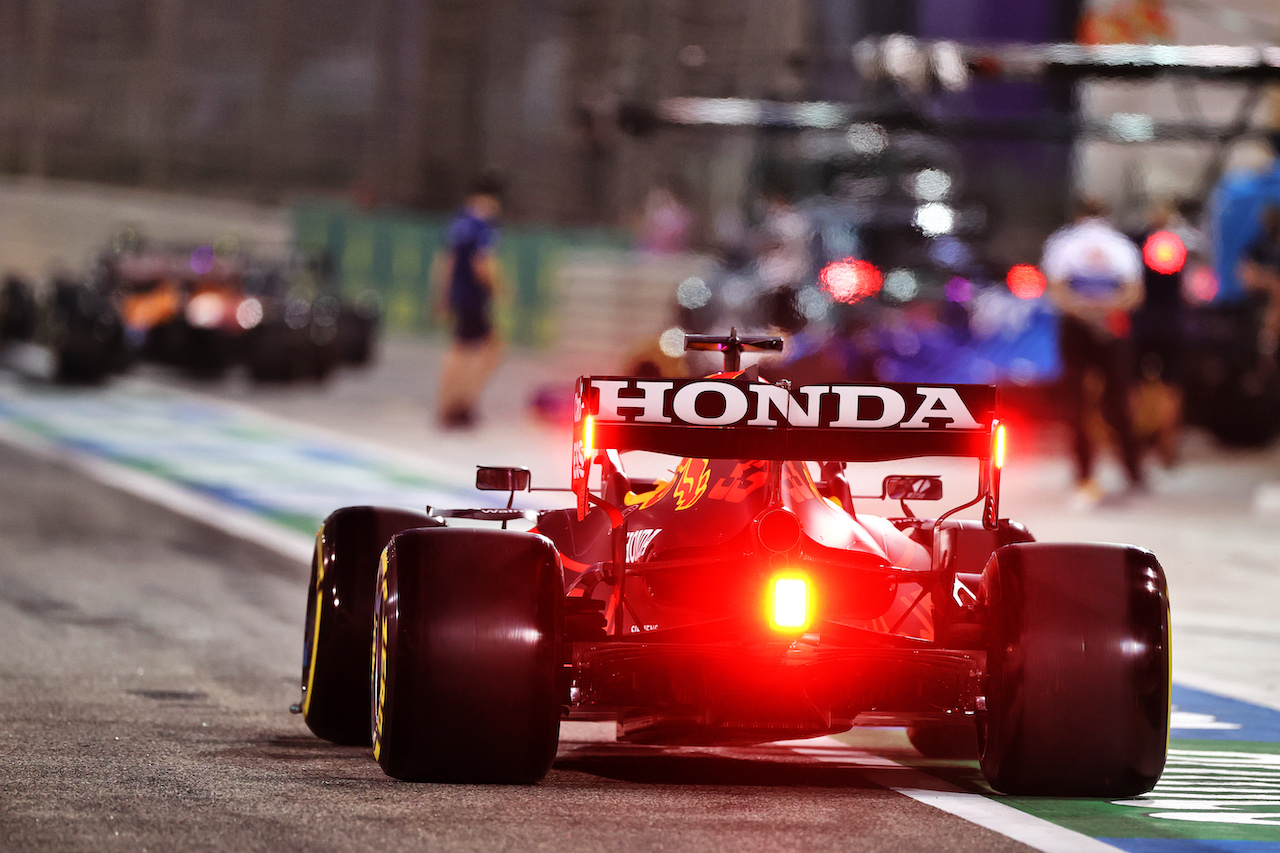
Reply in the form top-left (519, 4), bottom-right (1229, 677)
top-left (820, 258), bottom-right (882, 304)
top-left (1186, 265), bottom-right (1218, 304)
top-left (1007, 264), bottom-right (1046, 299)
top-left (1143, 230), bottom-right (1187, 275)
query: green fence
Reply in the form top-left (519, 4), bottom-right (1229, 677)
top-left (292, 200), bottom-right (629, 348)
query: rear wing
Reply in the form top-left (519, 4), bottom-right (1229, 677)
top-left (572, 376), bottom-right (1005, 524)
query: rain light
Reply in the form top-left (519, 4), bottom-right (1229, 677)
top-left (994, 421), bottom-right (1007, 469)
top-left (582, 415), bottom-right (594, 455)
top-left (770, 572), bottom-right (812, 631)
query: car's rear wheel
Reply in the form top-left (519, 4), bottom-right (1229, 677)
top-left (979, 543), bottom-right (1170, 797)
top-left (301, 506), bottom-right (441, 745)
top-left (373, 528), bottom-right (564, 783)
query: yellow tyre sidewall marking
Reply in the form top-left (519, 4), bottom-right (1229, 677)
top-left (302, 527), bottom-right (325, 717)
top-left (372, 547), bottom-right (390, 761)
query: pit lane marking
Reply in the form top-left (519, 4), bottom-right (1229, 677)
top-left (779, 738), bottom-right (1124, 853)
top-left (0, 419), bottom-right (313, 562)
top-left (0, 375), bottom-right (492, 563)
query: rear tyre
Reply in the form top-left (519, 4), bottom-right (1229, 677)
top-left (301, 506), bottom-right (442, 745)
top-left (373, 528), bottom-right (564, 783)
top-left (979, 543), bottom-right (1170, 797)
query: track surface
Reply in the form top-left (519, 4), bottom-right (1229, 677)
top-left (0, 441), bottom-right (1039, 853)
top-left (3, 339), bottom-right (1280, 851)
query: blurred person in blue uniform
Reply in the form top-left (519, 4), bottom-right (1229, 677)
top-left (1239, 205), bottom-right (1280, 373)
top-left (435, 174), bottom-right (505, 429)
top-left (1043, 198), bottom-right (1146, 505)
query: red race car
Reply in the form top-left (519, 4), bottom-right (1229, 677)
top-left (298, 331), bottom-right (1170, 797)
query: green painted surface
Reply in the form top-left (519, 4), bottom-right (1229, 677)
top-left (901, 740), bottom-right (1280, 844)
top-left (292, 200), bottom-right (630, 347)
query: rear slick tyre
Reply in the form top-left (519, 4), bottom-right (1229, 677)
top-left (373, 528), bottom-right (564, 783)
top-left (979, 542), bottom-right (1170, 797)
top-left (301, 506), bottom-right (441, 745)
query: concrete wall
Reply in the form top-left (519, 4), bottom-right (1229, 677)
top-left (0, 178), bottom-right (290, 281)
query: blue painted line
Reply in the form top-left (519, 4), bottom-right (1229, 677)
top-left (0, 381), bottom-right (499, 537)
top-left (1173, 685), bottom-right (1280, 743)
top-left (1102, 840), bottom-right (1280, 853)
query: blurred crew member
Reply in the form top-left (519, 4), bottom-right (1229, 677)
top-left (1131, 200), bottom-right (1198, 466)
top-left (756, 189), bottom-right (811, 333)
top-left (435, 174), bottom-right (505, 428)
top-left (1043, 198), bottom-right (1146, 504)
top-left (1239, 205), bottom-right (1280, 371)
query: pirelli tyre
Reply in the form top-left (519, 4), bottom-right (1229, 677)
top-left (301, 506), bottom-right (442, 746)
top-left (373, 528), bottom-right (564, 783)
top-left (979, 543), bottom-right (1170, 797)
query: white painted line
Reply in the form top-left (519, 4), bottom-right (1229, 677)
top-left (878, 771), bottom-right (1124, 853)
top-left (117, 373), bottom-right (484, 490)
top-left (0, 421), bottom-right (314, 564)
top-left (791, 737), bottom-right (1125, 853)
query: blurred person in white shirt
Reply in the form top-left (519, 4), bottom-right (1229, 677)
top-left (1042, 198), bottom-right (1146, 505)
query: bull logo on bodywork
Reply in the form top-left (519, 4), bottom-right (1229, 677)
top-left (673, 458), bottom-right (712, 510)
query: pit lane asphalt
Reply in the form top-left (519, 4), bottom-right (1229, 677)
top-left (5, 336), bottom-right (1280, 852)
top-left (0, 440), bottom-right (1041, 853)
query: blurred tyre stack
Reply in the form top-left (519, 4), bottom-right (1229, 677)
top-left (46, 277), bottom-right (129, 383)
top-left (1182, 301), bottom-right (1280, 448)
top-left (0, 274), bottom-right (128, 384)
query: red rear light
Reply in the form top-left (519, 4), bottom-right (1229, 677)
top-left (582, 414), bottom-right (594, 455)
top-left (768, 571), bottom-right (813, 632)
top-left (994, 422), bottom-right (1006, 469)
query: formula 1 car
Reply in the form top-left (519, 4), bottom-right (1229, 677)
top-left (298, 331), bottom-right (1170, 797)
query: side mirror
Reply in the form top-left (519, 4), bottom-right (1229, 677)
top-left (883, 475), bottom-right (943, 501)
top-left (476, 466), bottom-right (531, 492)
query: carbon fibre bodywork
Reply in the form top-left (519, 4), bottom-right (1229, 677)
top-left (533, 452), bottom-right (1027, 745)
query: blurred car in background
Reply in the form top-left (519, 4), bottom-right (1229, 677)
top-left (1, 234), bottom-right (380, 386)
top-left (1, 272), bottom-right (127, 383)
top-left (102, 234), bottom-right (380, 383)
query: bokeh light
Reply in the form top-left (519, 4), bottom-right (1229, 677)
top-left (1186, 265), bottom-right (1219, 304)
top-left (797, 286), bottom-right (831, 321)
top-left (658, 327), bottom-right (686, 357)
top-left (676, 276), bottom-right (712, 309)
top-left (845, 123), bottom-right (887, 156)
top-left (189, 245), bottom-right (216, 276)
top-left (945, 276), bottom-right (973, 303)
top-left (1143, 230), bottom-right (1187, 275)
top-left (883, 269), bottom-right (919, 302)
top-left (1006, 264), bottom-right (1046, 299)
top-left (914, 203), bottom-right (954, 236)
top-left (236, 297), bottom-right (264, 330)
top-left (820, 258), bottom-right (882, 304)
top-left (913, 169), bottom-right (951, 201)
